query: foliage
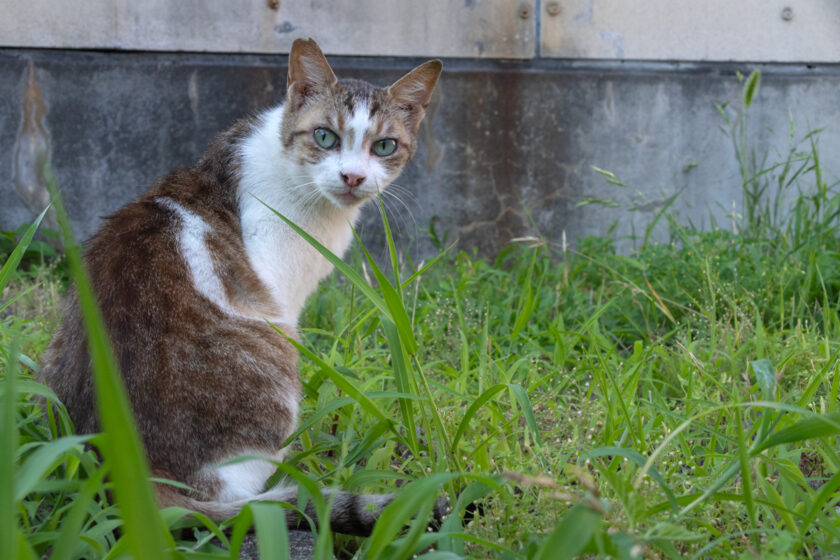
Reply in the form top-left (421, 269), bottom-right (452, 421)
top-left (2, 70), bottom-right (840, 558)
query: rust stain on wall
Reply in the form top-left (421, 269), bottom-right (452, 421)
top-left (12, 61), bottom-right (53, 222)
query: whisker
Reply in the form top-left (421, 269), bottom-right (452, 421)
top-left (299, 189), bottom-right (322, 214)
top-left (286, 181), bottom-right (317, 191)
top-left (381, 190), bottom-right (417, 235)
top-left (386, 183), bottom-right (418, 202)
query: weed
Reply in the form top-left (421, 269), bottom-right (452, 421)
top-left (2, 71), bottom-right (840, 558)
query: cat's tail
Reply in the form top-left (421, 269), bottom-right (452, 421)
top-left (156, 483), bottom-right (396, 536)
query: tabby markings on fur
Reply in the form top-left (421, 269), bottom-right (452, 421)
top-left (39, 38), bottom-right (442, 536)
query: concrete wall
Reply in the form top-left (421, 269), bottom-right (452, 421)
top-left (1, 2), bottom-right (839, 257)
top-left (3, 0), bottom-right (838, 62)
top-left (1, 0), bottom-right (536, 58)
top-left (540, 1), bottom-right (840, 62)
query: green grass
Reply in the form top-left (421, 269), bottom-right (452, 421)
top-left (2, 71), bottom-right (840, 558)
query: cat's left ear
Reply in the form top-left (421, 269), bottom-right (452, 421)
top-left (287, 38), bottom-right (339, 110)
top-left (386, 60), bottom-right (442, 132)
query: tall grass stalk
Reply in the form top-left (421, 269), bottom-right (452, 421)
top-left (43, 163), bottom-right (174, 558)
top-left (2, 69), bottom-right (840, 558)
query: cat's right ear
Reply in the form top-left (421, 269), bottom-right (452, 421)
top-left (386, 60), bottom-right (442, 132)
top-left (286, 38), bottom-right (338, 110)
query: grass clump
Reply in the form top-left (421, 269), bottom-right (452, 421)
top-left (2, 70), bottom-right (840, 558)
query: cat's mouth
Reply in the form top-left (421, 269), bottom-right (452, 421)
top-left (332, 189), bottom-right (368, 206)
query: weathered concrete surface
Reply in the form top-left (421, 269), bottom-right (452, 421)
top-left (4, 0), bottom-right (838, 63)
top-left (1, 49), bottom-right (839, 258)
top-left (0, 0), bottom-right (536, 59)
top-left (540, 0), bottom-right (840, 62)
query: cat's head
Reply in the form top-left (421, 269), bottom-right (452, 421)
top-left (280, 38), bottom-right (441, 209)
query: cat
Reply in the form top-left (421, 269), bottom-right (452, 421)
top-left (39, 38), bottom-right (442, 536)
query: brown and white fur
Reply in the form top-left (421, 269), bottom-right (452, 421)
top-left (39, 39), bottom-right (442, 536)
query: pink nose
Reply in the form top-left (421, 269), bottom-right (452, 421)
top-left (341, 172), bottom-right (366, 188)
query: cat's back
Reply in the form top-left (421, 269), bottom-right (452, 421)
top-left (39, 174), bottom-right (198, 431)
top-left (84, 167), bottom-right (241, 323)
top-left (40, 166), bottom-right (299, 456)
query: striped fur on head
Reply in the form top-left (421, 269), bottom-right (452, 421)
top-left (280, 38), bottom-right (441, 208)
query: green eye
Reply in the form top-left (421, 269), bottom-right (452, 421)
top-left (314, 128), bottom-right (338, 149)
top-left (372, 138), bottom-right (397, 157)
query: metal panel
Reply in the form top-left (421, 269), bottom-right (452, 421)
top-left (540, 0), bottom-right (840, 62)
top-left (0, 0), bottom-right (536, 59)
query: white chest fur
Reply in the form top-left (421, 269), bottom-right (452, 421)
top-left (237, 107), bottom-right (361, 326)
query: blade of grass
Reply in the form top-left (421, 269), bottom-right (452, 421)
top-left (511, 250), bottom-right (537, 337)
top-left (533, 503), bottom-right (602, 560)
top-left (250, 502), bottom-right (290, 560)
top-left (509, 384), bottom-right (543, 448)
top-left (49, 467), bottom-right (108, 560)
top-left (377, 190), bottom-right (402, 296)
top-left (15, 529), bottom-right (38, 560)
top-left (342, 469), bottom-right (409, 491)
top-left (0, 205), bottom-right (49, 294)
top-left (15, 435), bottom-right (89, 501)
top-left (750, 411), bottom-right (840, 454)
top-left (1, 334), bottom-right (20, 560)
top-left (228, 506), bottom-right (254, 560)
top-left (411, 354), bottom-right (454, 458)
top-left (751, 358), bottom-right (778, 442)
top-left (354, 236), bottom-right (417, 354)
top-left (400, 242), bottom-right (456, 289)
top-left (44, 161), bottom-right (174, 558)
top-left (379, 496), bottom-right (437, 560)
top-left (580, 446), bottom-right (677, 511)
top-left (256, 197), bottom-right (390, 318)
top-left (751, 358), bottom-right (776, 401)
top-left (0, 379), bottom-right (63, 402)
top-left (269, 321), bottom-right (406, 445)
top-left (159, 506), bottom-right (230, 550)
top-left (734, 407), bottom-right (758, 543)
top-left (651, 460), bottom-right (741, 535)
top-left (382, 319), bottom-right (419, 454)
top-left (438, 481), bottom-right (496, 554)
top-left (341, 419), bottom-right (391, 467)
top-left (644, 275), bottom-right (676, 323)
top-left (283, 392), bottom-right (424, 449)
top-left (450, 384), bottom-right (507, 452)
top-left (635, 402), bottom-right (752, 488)
top-left (755, 476), bottom-right (798, 532)
top-left (0, 285), bottom-right (37, 315)
top-left (365, 473), bottom-right (460, 560)
top-left (800, 468), bottom-right (840, 534)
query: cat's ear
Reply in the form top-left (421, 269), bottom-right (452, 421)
top-left (386, 60), bottom-right (442, 131)
top-left (286, 38), bottom-right (338, 110)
